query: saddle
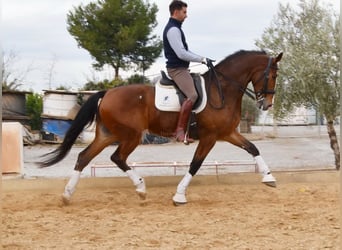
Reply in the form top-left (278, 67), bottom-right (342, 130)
top-left (155, 71), bottom-right (207, 113)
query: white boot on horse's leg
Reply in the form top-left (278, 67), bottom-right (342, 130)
top-left (62, 190), bottom-right (72, 205)
top-left (262, 173), bottom-right (276, 187)
top-left (127, 170), bottom-right (146, 200)
top-left (173, 172), bottom-right (192, 205)
top-left (173, 192), bottom-right (187, 205)
top-left (62, 170), bottom-right (81, 205)
top-left (135, 179), bottom-right (146, 199)
top-left (254, 156), bottom-right (277, 187)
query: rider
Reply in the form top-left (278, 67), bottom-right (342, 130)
top-left (163, 0), bottom-right (213, 144)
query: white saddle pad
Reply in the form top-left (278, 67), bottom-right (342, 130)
top-left (154, 76), bottom-right (207, 114)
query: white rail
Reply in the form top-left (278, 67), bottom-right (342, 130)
top-left (90, 160), bottom-right (257, 177)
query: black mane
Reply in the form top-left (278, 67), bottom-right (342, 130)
top-left (218, 50), bottom-right (267, 65)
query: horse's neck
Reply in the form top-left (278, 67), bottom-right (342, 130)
top-left (212, 64), bottom-right (251, 92)
top-left (219, 61), bottom-right (251, 83)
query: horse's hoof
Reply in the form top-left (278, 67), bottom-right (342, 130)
top-left (136, 191), bottom-right (147, 200)
top-left (172, 193), bottom-right (187, 206)
top-left (264, 181), bottom-right (277, 188)
top-left (262, 173), bottom-right (276, 187)
top-left (262, 173), bottom-right (276, 188)
top-left (61, 194), bottom-right (71, 205)
top-left (173, 200), bottom-right (187, 206)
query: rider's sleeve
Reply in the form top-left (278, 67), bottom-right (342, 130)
top-left (167, 27), bottom-right (204, 63)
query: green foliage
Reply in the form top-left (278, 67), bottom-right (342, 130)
top-left (241, 85), bottom-right (261, 124)
top-left (255, 0), bottom-right (340, 122)
top-left (81, 78), bottom-right (127, 91)
top-left (26, 93), bottom-right (43, 130)
top-left (67, 0), bottom-right (162, 79)
top-left (80, 73), bottom-right (150, 90)
top-left (127, 74), bottom-right (150, 84)
top-left (55, 85), bottom-right (70, 90)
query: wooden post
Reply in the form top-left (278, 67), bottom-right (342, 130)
top-left (2, 122), bottom-right (23, 175)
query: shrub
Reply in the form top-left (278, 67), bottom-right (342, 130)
top-left (26, 93), bottom-right (43, 130)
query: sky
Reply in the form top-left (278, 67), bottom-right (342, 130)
top-left (2, 0), bottom-right (340, 92)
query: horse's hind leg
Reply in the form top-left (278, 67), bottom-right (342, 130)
top-left (62, 129), bottom-right (115, 204)
top-left (224, 131), bottom-right (276, 187)
top-left (110, 136), bottom-right (146, 199)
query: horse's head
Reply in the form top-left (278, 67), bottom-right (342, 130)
top-left (251, 52), bottom-right (283, 110)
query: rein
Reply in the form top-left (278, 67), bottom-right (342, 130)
top-left (206, 64), bottom-right (225, 109)
top-left (210, 69), bottom-right (257, 102)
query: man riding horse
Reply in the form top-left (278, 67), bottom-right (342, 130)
top-left (163, 0), bottom-right (213, 143)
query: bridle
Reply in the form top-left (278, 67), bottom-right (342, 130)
top-left (206, 56), bottom-right (277, 108)
top-left (251, 57), bottom-right (277, 104)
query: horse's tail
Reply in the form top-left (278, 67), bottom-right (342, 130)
top-left (38, 90), bottom-right (107, 167)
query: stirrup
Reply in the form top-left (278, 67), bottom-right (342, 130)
top-left (175, 131), bottom-right (194, 145)
top-left (183, 131), bottom-right (194, 145)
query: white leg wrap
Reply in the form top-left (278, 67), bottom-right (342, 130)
top-left (262, 173), bottom-right (276, 183)
top-left (127, 170), bottom-right (145, 193)
top-left (176, 172), bottom-right (193, 194)
top-left (63, 170), bottom-right (81, 200)
top-left (254, 155), bottom-right (271, 176)
top-left (254, 156), bottom-right (276, 184)
top-left (173, 172), bottom-right (192, 204)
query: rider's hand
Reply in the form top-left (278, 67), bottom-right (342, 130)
top-left (202, 57), bottom-right (215, 68)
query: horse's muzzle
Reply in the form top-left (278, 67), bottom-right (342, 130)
top-left (257, 99), bottom-right (272, 111)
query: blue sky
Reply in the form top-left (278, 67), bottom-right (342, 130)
top-left (2, 0), bottom-right (340, 92)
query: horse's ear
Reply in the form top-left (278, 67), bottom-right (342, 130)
top-left (275, 52), bottom-right (283, 62)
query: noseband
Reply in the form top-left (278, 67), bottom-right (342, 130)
top-left (253, 57), bottom-right (275, 102)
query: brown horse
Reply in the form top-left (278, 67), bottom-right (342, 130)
top-left (40, 50), bottom-right (283, 205)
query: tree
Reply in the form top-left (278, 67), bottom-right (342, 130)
top-left (255, 0), bottom-right (340, 169)
top-left (67, 0), bottom-right (162, 79)
top-left (241, 83), bottom-right (261, 133)
top-left (2, 51), bottom-right (33, 91)
top-left (55, 85), bottom-right (71, 90)
top-left (81, 78), bottom-right (126, 91)
top-left (127, 73), bottom-right (150, 84)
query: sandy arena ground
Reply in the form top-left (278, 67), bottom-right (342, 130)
top-left (2, 127), bottom-right (341, 249)
top-left (2, 172), bottom-right (340, 249)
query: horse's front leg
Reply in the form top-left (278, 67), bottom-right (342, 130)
top-left (225, 131), bottom-right (276, 187)
top-left (173, 137), bottom-right (216, 205)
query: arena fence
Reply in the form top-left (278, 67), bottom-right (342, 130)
top-left (91, 160), bottom-right (257, 177)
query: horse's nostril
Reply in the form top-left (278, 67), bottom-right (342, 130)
top-left (263, 103), bottom-right (272, 111)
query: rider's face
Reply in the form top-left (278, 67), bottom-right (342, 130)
top-left (173, 7), bottom-right (187, 23)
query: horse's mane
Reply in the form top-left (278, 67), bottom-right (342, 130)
top-left (217, 50), bottom-right (267, 66)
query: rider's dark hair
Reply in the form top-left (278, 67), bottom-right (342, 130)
top-left (169, 1), bottom-right (187, 15)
